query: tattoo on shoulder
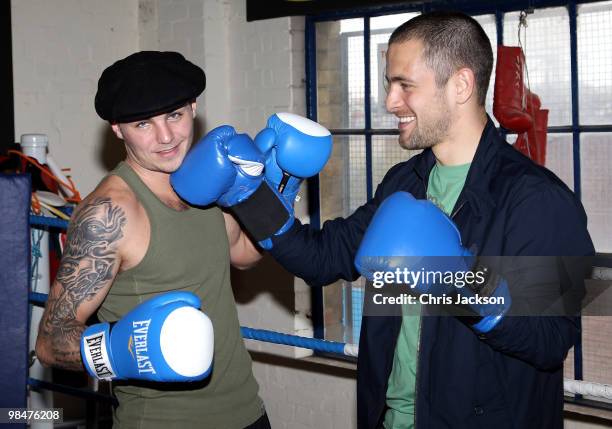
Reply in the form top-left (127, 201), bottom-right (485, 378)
top-left (40, 198), bottom-right (126, 367)
top-left (57, 197), bottom-right (126, 293)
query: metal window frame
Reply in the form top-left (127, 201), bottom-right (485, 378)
top-left (306, 0), bottom-right (612, 408)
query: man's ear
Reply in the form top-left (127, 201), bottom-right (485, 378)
top-left (111, 123), bottom-right (124, 140)
top-left (191, 101), bottom-right (197, 118)
top-left (453, 68), bottom-right (476, 105)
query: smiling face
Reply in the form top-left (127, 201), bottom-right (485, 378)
top-left (111, 102), bottom-right (196, 175)
top-left (385, 39), bottom-right (452, 151)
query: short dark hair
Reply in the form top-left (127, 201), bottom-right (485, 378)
top-left (389, 11), bottom-right (493, 106)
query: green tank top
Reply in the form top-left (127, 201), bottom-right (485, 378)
top-left (98, 162), bottom-right (263, 429)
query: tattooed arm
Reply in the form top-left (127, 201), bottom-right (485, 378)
top-left (36, 197), bottom-right (127, 371)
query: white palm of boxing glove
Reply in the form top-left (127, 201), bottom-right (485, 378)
top-left (255, 112), bottom-right (332, 206)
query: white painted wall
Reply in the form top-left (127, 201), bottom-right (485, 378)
top-left (12, 0), bottom-right (139, 195)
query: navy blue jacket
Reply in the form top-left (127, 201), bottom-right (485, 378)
top-left (270, 118), bottom-right (594, 429)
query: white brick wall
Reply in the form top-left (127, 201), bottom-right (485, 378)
top-left (12, 0), bottom-right (139, 194)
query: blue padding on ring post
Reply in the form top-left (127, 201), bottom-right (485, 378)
top-left (0, 174), bottom-right (31, 429)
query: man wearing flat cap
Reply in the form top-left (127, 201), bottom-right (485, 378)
top-left (36, 51), bottom-right (270, 429)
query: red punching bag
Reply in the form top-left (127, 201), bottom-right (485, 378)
top-left (493, 46), bottom-right (533, 133)
top-left (514, 91), bottom-right (547, 166)
top-left (514, 90), bottom-right (541, 159)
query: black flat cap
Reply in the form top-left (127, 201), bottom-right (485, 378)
top-left (95, 51), bottom-right (206, 123)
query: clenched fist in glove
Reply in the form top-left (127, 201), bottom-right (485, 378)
top-left (81, 291), bottom-right (214, 382)
top-left (354, 192), bottom-right (511, 334)
top-left (170, 125), bottom-right (265, 207)
top-left (253, 113), bottom-right (332, 248)
top-left (171, 114), bottom-right (332, 249)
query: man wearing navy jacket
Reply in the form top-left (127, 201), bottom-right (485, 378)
top-left (174, 11), bottom-right (594, 429)
top-left (268, 11), bottom-right (593, 429)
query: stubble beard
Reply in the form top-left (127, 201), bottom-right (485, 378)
top-left (398, 94), bottom-right (451, 151)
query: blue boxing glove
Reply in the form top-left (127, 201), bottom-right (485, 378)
top-left (80, 291), bottom-right (214, 382)
top-left (355, 192), bottom-right (511, 334)
top-left (254, 113), bottom-right (333, 248)
top-left (171, 124), bottom-right (294, 246)
top-left (172, 115), bottom-right (332, 249)
top-left (255, 112), bottom-right (333, 208)
top-left (170, 125), bottom-right (264, 207)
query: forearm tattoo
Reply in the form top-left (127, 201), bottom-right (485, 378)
top-left (39, 198), bottom-right (126, 370)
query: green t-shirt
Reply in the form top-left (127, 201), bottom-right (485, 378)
top-left (383, 161), bottom-right (470, 429)
top-left (426, 162), bottom-right (471, 215)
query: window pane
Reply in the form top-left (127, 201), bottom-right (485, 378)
top-left (324, 277), bottom-right (365, 345)
top-left (340, 18), bottom-right (364, 33)
top-left (506, 132), bottom-right (574, 190)
top-left (319, 135), bottom-right (366, 344)
top-left (348, 136), bottom-right (368, 212)
top-left (473, 14), bottom-right (499, 126)
top-left (320, 135), bottom-right (354, 221)
top-left (580, 133), bottom-right (612, 252)
top-left (578, 1), bottom-right (612, 125)
top-left (372, 135), bottom-right (421, 189)
top-left (323, 278), bottom-right (346, 342)
top-left (565, 316), bottom-right (612, 402)
top-left (319, 136), bottom-right (367, 215)
top-left (545, 133), bottom-right (574, 191)
top-left (321, 135), bottom-right (367, 345)
top-left (370, 12), bottom-right (416, 30)
top-left (316, 19), bottom-right (364, 129)
top-left (503, 8), bottom-right (571, 126)
top-left (369, 13), bottom-right (420, 129)
top-left (346, 29), bottom-right (366, 128)
top-left (370, 32), bottom-right (394, 129)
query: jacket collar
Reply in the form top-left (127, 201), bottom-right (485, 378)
top-left (413, 116), bottom-right (501, 217)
